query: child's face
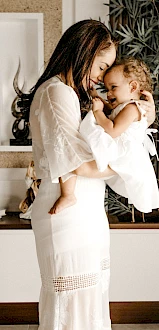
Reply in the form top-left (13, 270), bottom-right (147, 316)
top-left (104, 65), bottom-right (133, 109)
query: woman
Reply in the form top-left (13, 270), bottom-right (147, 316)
top-left (28, 19), bottom-right (155, 330)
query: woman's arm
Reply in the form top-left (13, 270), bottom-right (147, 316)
top-left (139, 90), bottom-right (156, 127)
top-left (73, 160), bottom-right (116, 178)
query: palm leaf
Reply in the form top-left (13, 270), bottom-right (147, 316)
top-left (104, 190), bottom-right (132, 216)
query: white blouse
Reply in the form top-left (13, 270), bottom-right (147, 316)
top-left (30, 76), bottom-right (93, 183)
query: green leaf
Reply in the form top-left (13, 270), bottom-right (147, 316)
top-left (153, 64), bottom-right (159, 75)
top-left (119, 24), bottom-right (134, 37)
top-left (141, 18), bottom-right (145, 35)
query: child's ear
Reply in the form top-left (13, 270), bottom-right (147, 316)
top-left (129, 80), bottom-right (139, 93)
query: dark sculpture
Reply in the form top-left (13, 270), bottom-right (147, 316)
top-left (10, 61), bottom-right (32, 145)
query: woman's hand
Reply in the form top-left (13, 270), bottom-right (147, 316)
top-left (139, 90), bottom-right (156, 127)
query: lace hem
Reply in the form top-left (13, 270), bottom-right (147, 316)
top-left (41, 258), bottom-right (110, 293)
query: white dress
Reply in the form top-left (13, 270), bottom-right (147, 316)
top-left (30, 76), bottom-right (112, 330)
top-left (80, 100), bottom-right (159, 213)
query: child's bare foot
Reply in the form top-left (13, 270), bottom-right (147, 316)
top-left (48, 194), bottom-right (77, 215)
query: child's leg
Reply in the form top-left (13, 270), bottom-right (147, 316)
top-left (48, 176), bottom-right (77, 214)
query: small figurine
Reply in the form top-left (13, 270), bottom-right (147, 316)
top-left (19, 161), bottom-right (41, 219)
top-left (0, 209), bottom-right (6, 219)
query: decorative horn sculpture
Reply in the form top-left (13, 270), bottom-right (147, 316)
top-left (10, 59), bottom-right (32, 146)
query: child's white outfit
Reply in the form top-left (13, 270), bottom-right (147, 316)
top-left (80, 100), bottom-right (159, 213)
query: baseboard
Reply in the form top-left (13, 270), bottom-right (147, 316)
top-left (110, 302), bottom-right (159, 324)
top-left (0, 303), bottom-right (38, 325)
top-left (0, 302), bottom-right (159, 325)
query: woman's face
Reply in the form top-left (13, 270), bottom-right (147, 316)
top-left (82, 44), bottom-right (116, 90)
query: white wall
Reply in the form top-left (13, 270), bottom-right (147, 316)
top-left (0, 230), bottom-right (41, 302)
top-left (0, 168), bottom-right (26, 211)
top-left (110, 229), bottom-right (159, 301)
top-left (62, 0), bottom-right (109, 32)
top-left (0, 229), bottom-right (159, 302)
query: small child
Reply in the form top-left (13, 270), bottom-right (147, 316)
top-left (49, 57), bottom-right (159, 215)
top-left (80, 56), bottom-right (159, 213)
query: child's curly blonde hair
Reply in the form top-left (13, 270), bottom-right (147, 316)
top-left (107, 56), bottom-right (153, 93)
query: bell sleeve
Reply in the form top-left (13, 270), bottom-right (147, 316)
top-left (38, 82), bottom-right (94, 182)
top-left (80, 110), bottom-right (118, 172)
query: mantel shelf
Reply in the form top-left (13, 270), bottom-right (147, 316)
top-left (1, 213), bottom-right (159, 230)
top-left (0, 146), bottom-right (32, 152)
top-left (110, 223), bottom-right (159, 229)
top-left (0, 213), bottom-right (31, 229)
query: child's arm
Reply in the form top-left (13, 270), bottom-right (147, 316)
top-left (92, 98), bottom-right (140, 138)
top-left (49, 176), bottom-right (77, 214)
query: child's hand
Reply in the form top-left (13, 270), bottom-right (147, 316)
top-left (92, 97), bottom-right (104, 113)
top-left (89, 87), bottom-right (99, 98)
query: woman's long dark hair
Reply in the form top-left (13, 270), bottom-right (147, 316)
top-left (23, 19), bottom-right (117, 110)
